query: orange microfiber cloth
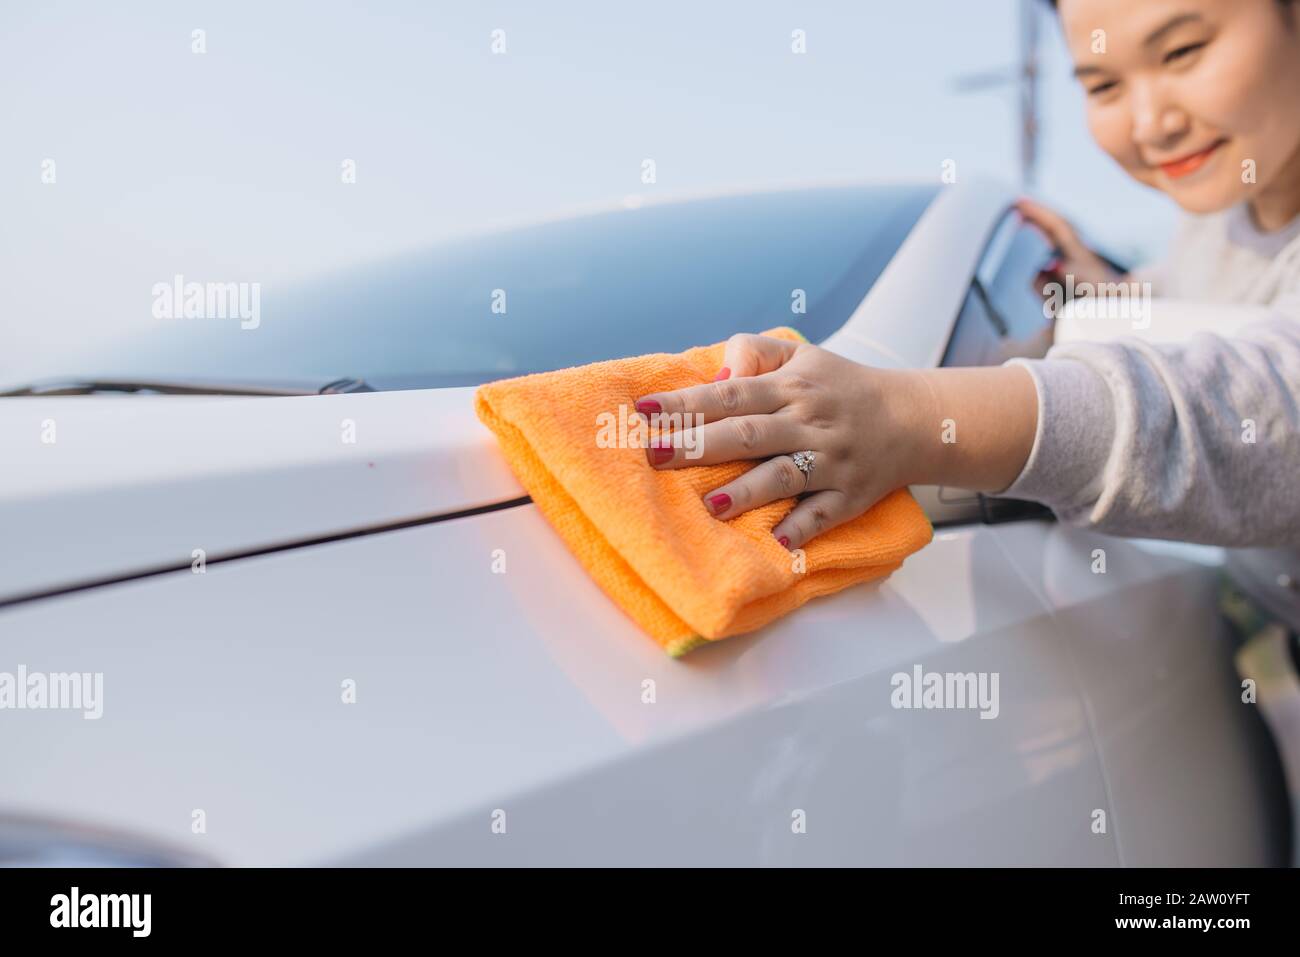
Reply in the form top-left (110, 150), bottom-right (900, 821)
top-left (474, 326), bottom-right (933, 657)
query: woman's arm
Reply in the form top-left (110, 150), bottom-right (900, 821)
top-left (899, 365), bottom-right (1040, 493)
top-left (637, 316), bottom-right (1300, 550)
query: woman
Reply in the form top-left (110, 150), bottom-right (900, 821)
top-left (638, 0), bottom-right (1300, 858)
top-left (639, 0), bottom-right (1299, 555)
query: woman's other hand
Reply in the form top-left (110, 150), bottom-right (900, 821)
top-left (1017, 197), bottom-right (1124, 297)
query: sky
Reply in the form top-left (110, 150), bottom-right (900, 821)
top-left (0, 0), bottom-right (1176, 378)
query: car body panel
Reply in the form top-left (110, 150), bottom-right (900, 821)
top-left (1, 503), bottom-right (1117, 866)
top-left (994, 523), bottom-right (1290, 866)
top-left (0, 388), bottom-right (521, 604)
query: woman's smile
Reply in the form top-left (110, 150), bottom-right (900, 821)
top-left (1154, 137), bottom-right (1230, 180)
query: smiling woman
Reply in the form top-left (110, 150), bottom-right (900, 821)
top-left (633, 0), bottom-right (1300, 560)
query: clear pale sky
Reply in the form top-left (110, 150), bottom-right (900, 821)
top-left (0, 0), bottom-right (1176, 379)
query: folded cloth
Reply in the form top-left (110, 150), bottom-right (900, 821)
top-left (474, 326), bottom-right (933, 656)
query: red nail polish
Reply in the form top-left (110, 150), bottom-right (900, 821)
top-left (635, 399), bottom-right (661, 415)
top-left (778, 535), bottom-right (790, 549)
top-left (712, 367), bottom-right (731, 382)
top-left (649, 444), bottom-right (674, 465)
top-left (707, 493), bottom-right (731, 514)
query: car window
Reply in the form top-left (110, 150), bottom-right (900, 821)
top-left (941, 213), bottom-right (1055, 368)
top-left (938, 280), bottom-right (1006, 368)
top-left (39, 185), bottom-right (936, 392)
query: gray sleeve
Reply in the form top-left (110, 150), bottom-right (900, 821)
top-left (1000, 316), bottom-right (1300, 547)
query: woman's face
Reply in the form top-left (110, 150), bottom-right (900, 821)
top-left (1060, 0), bottom-right (1300, 215)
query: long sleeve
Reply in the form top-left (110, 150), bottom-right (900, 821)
top-left (1001, 315), bottom-right (1300, 548)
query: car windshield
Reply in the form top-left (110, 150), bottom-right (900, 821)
top-left (24, 184), bottom-right (936, 392)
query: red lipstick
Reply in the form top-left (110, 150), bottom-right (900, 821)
top-left (1158, 139), bottom-right (1227, 180)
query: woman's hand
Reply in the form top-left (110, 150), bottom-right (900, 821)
top-left (634, 332), bottom-right (1040, 548)
top-left (636, 334), bottom-right (921, 549)
top-left (634, 333), bottom-right (1040, 550)
top-left (1017, 198), bottom-right (1124, 295)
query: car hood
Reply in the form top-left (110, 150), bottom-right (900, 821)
top-left (0, 389), bottom-right (526, 604)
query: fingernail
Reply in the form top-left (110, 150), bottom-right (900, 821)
top-left (712, 367), bottom-right (731, 382)
top-left (649, 443), bottom-right (674, 465)
top-left (777, 535), bottom-right (790, 549)
top-left (707, 493), bottom-right (731, 514)
top-left (635, 399), bottom-right (661, 415)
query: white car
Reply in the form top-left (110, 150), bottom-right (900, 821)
top-left (0, 178), bottom-right (1288, 866)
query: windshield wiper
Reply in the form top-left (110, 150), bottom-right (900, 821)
top-left (0, 377), bottom-right (375, 397)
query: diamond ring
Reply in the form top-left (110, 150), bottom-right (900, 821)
top-left (791, 450), bottom-right (816, 491)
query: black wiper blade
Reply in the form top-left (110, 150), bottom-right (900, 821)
top-left (317, 377), bottom-right (376, 394)
top-left (0, 378), bottom-right (312, 397)
top-left (0, 377), bottom-right (376, 397)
